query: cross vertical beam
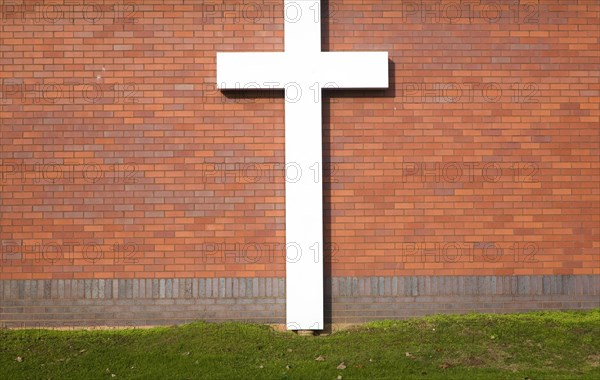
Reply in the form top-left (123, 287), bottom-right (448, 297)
top-left (285, 0), bottom-right (321, 53)
top-left (284, 82), bottom-right (324, 330)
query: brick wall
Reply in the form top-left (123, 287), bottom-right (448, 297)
top-left (1, 1), bottom-right (599, 325)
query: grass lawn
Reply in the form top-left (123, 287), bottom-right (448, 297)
top-left (1, 310), bottom-right (598, 379)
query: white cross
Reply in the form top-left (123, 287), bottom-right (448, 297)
top-left (217, 0), bottom-right (388, 330)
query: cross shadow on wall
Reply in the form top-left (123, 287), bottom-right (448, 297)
top-left (321, 0), bottom-right (396, 330)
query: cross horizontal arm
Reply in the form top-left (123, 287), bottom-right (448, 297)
top-left (317, 52), bottom-right (389, 88)
top-left (216, 52), bottom-right (288, 89)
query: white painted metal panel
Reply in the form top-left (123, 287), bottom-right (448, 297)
top-left (216, 52), bottom-right (287, 89)
top-left (318, 52), bottom-right (389, 88)
top-left (216, 0), bottom-right (389, 330)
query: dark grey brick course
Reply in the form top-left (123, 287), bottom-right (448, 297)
top-left (0, 275), bottom-right (598, 327)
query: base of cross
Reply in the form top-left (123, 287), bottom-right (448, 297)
top-left (295, 330), bottom-right (316, 336)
